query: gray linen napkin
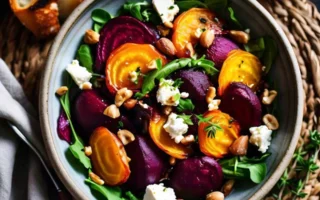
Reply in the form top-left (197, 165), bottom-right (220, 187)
top-left (0, 59), bottom-right (49, 200)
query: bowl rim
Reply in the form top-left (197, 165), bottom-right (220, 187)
top-left (39, 0), bottom-right (303, 199)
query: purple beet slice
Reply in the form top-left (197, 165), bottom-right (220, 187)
top-left (220, 82), bottom-right (262, 130)
top-left (95, 16), bottom-right (160, 73)
top-left (206, 37), bottom-right (239, 69)
top-left (57, 111), bottom-right (71, 143)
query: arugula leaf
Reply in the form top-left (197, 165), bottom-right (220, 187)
top-left (124, 191), bottom-right (140, 200)
top-left (59, 85), bottom-right (92, 169)
top-left (228, 7), bottom-right (243, 29)
top-left (177, 114), bottom-right (194, 125)
top-left (77, 45), bottom-right (93, 72)
top-left (190, 55), bottom-right (219, 76)
top-left (91, 9), bottom-right (112, 24)
top-left (85, 179), bottom-right (122, 200)
top-left (177, 98), bottom-right (195, 112)
top-left (175, 0), bottom-right (208, 12)
top-left (262, 36), bottom-right (277, 74)
top-left (219, 154), bottom-right (270, 183)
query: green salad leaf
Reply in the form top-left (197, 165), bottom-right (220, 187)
top-left (59, 77), bottom-right (92, 169)
top-left (91, 8), bottom-right (112, 24)
top-left (219, 154), bottom-right (271, 183)
top-left (85, 179), bottom-right (122, 200)
top-left (204, 0), bottom-right (228, 12)
top-left (124, 191), bottom-right (140, 200)
top-left (177, 98), bottom-right (195, 113)
top-left (175, 0), bottom-right (208, 12)
top-left (93, 23), bottom-right (103, 33)
top-left (244, 37), bottom-right (265, 58)
top-left (177, 114), bottom-right (194, 125)
top-left (228, 7), bottom-right (243, 29)
top-left (77, 45), bottom-right (93, 72)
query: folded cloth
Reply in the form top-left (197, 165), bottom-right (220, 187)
top-left (0, 59), bottom-right (49, 200)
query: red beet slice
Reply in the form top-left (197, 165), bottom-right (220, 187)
top-left (57, 111), bottom-right (71, 143)
top-left (95, 16), bottom-right (160, 73)
top-left (220, 82), bottom-right (262, 130)
top-left (206, 37), bottom-right (239, 69)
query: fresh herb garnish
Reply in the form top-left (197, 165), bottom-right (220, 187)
top-left (177, 98), bottom-right (195, 112)
top-left (124, 191), bottom-right (140, 200)
top-left (169, 5), bottom-right (175, 10)
top-left (196, 114), bottom-right (222, 138)
top-left (177, 114), bottom-right (194, 125)
top-left (85, 178), bottom-right (122, 200)
top-left (133, 67), bottom-right (142, 85)
top-left (173, 78), bottom-right (184, 88)
top-left (118, 121), bottom-right (124, 129)
top-left (91, 8), bottom-right (112, 25)
top-left (77, 45), bottom-right (93, 72)
top-left (228, 7), bottom-right (243, 29)
top-left (58, 77), bottom-right (91, 169)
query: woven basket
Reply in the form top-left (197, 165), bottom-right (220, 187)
top-left (1, 0), bottom-right (320, 199)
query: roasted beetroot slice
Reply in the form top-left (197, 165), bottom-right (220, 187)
top-left (57, 111), bottom-right (71, 143)
top-left (220, 82), bottom-right (262, 130)
top-left (95, 16), bottom-right (160, 73)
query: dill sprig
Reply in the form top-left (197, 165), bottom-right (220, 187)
top-left (196, 114), bottom-right (222, 138)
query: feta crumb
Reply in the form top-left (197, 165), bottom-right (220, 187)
top-left (66, 60), bottom-right (92, 89)
top-left (152, 0), bottom-right (179, 24)
top-left (129, 70), bottom-right (138, 83)
top-left (163, 113), bottom-right (188, 143)
top-left (208, 99), bottom-right (221, 111)
top-left (143, 183), bottom-right (176, 200)
top-left (156, 79), bottom-right (180, 106)
top-left (180, 92), bottom-right (189, 98)
top-left (249, 125), bottom-right (272, 153)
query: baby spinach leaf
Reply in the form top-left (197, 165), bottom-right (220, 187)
top-left (177, 99), bottom-right (195, 112)
top-left (77, 45), bottom-right (93, 72)
top-left (244, 37), bottom-right (265, 58)
top-left (69, 140), bottom-right (91, 169)
top-left (91, 9), bottom-right (112, 24)
top-left (121, 0), bottom-right (156, 23)
top-left (85, 179), bottom-right (122, 200)
top-left (93, 23), bottom-right (103, 33)
top-left (262, 36), bottom-right (277, 74)
top-left (228, 7), bottom-right (243, 29)
top-left (175, 0), bottom-right (208, 12)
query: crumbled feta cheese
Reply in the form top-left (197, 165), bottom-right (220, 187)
top-left (180, 92), bottom-right (189, 98)
top-left (163, 113), bottom-right (188, 143)
top-left (208, 99), bottom-right (221, 111)
top-left (66, 60), bottom-right (92, 89)
top-left (249, 125), bottom-right (272, 153)
top-left (156, 79), bottom-right (180, 106)
top-left (143, 183), bottom-right (176, 200)
top-left (152, 0), bottom-right (179, 24)
top-left (129, 70), bottom-right (138, 83)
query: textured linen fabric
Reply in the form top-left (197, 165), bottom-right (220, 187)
top-left (0, 59), bottom-right (49, 200)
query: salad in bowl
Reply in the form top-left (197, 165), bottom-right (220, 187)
top-left (54, 0), bottom-right (280, 199)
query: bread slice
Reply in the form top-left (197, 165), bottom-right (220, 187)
top-left (10, 0), bottom-right (60, 38)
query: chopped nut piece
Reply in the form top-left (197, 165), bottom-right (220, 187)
top-left (200, 29), bottom-right (215, 48)
top-left (115, 88), bottom-right (133, 107)
top-left (222, 180), bottom-right (235, 197)
top-left (155, 38), bottom-right (177, 57)
top-left (181, 135), bottom-right (195, 145)
top-left (127, 157), bottom-right (131, 162)
top-left (56, 86), bottom-right (68, 96)
top-left (229, 30), bottom-right (249, 44)
top-left (82, 82), bottom-right (92, 90)
top-left (206, 86), bottom-right (216, 103)
top-left (163, 21), bottom-right (173, 28)
top-left (157, 25), bottom-right (170, 37)
top-left (229, 136), bottom-right (249, 156)
top-left (163, 106), bottom-right (172, 115)
top-left (123, 99), bottom-right (137, 110)
top-left (147, 60), bottom-right (158, 70)
top-left (139, 101), bottom-right (149, 109)
top-left (84, 29), bottom-right (100, 44)
top-left (103, 104), bottom-right (120, 119)
top-left (208, 99), bottom-right (221, 111)
top-left (117, 129), bottom-right (135, 145)
top-left (206, 191), bottom-right (224, 200)
top-left (169, 157), bottom-right (176, 166)
top-left (263, 114), bottom-right (279, 130)
top-left (84, 146), bottom-right (92, 156)
top-left (262, 89), bottom-right (278, 105)
top-left (89, 172), bottom-right (104, 185)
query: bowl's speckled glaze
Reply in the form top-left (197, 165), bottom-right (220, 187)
top-left (39, 0), bottom-right (303, 199)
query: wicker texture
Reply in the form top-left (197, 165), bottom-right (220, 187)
top-left (1, 0), bottom-right (320, 199)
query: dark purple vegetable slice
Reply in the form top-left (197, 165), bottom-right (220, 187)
top-left (57, 111), bottom-right (71, 143)
top-left (169, 156), bottom-right (223, 199)
top-left (172, 69), bottom-right (212, 113)
top-left (95, 16), bottom-right (160, 73)
top-left (73, 90), bottom-right (135, 138)
top-left (206, 37), bottom-right (239, 69)
top-left (125, 135), bottom-right (167, 192)
top-left (220, 82), bottom-right (262, 130)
